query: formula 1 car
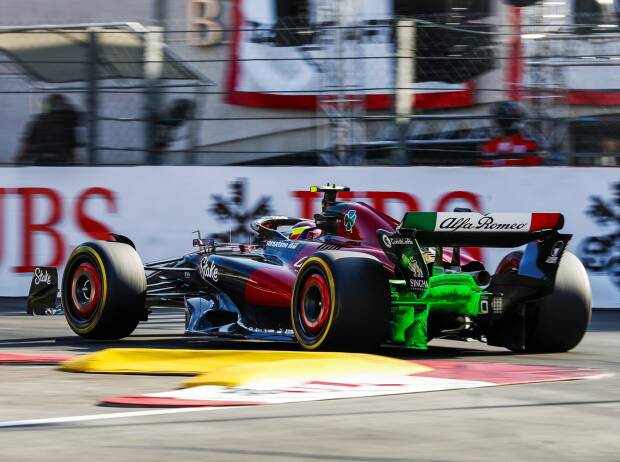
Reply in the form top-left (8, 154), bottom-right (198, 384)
top-left (27, 185), bottom-right (592, 352)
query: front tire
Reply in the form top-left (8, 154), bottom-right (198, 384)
top-left (291, 251), bottom-right (390, 351)
top-left (62, 240), bottom-right (146, 340)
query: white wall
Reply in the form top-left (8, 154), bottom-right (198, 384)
top-left (0, 166), bottom-right (617, 308)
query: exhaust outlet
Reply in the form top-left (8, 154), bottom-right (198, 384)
top-left (471, 270), bottom-right (491, 287)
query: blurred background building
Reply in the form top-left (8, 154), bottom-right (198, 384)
top-left (0, 0), bottom-right (619, 166)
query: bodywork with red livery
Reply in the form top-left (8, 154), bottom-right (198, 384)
top-left (27, 185), bottom-right (592, 353)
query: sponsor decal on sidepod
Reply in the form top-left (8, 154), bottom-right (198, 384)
top-left (200, 258), bottom-right (219, 282)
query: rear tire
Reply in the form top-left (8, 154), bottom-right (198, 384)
top-left (291, 251), bottom-right (390, 351)
top-left (525, 252), bottom-right (592, 352)
top-left (62, 240), bottom-right (146, 340)
top-left (496, 251), bottom-right (592, 353)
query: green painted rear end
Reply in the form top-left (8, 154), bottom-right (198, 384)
top-left (389, 269), bottom-right (491, 350)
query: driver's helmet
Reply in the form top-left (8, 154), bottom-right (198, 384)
top-left (491, 101), bottom-right (524, 134)
top-left (289, 220), bottom-right (320, 240)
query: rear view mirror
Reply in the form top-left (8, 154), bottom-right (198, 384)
top-left (193, 238), bottom-right (215, 248)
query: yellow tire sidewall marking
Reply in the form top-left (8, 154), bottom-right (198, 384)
top-left (66, 246), bottom-right (108, 334)
top-left (292, 256), bottom-right (336, 350)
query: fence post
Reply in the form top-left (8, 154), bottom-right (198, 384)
top-left (87, 30), bottom-right (99, 165)
top-left (395, 19), bottom-right (415, 162)
top-left (155, 0), bottom-right (168, 41)
top-left (187, 86), bottom-right (203, 164)
top-left (144, 27), bottom-right (164, 164)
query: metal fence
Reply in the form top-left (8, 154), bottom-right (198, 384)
top-left (1, 13), bottom-right (620, 167)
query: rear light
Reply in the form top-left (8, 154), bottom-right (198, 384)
top-left (480, 294), bottom-right (503, 316)
top-left (492, 295), bottom-right (504, 315)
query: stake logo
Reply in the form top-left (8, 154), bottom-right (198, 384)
top-left (33, 267), bottom-right (52, 285)
top-left (200, 257), bottom-right (219, 282)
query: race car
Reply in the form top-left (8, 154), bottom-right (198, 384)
top-left (27, 185), bottom-right (592, 352)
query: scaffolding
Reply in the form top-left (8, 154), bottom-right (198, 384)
top-left (521, 2), bottom-right (570, 156)
top-left (316, 0), bottom-right (367, 165)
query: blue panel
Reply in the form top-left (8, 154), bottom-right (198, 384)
top-left (519, 242), bottom-right (545, 280)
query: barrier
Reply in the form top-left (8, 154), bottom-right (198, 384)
top-left (0, 166), bottom-right (617, 307)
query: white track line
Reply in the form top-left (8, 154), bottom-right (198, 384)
top-left (0, 406), bottom-right (228, 429)
top-left (0, 340), bottom-right (55, 346)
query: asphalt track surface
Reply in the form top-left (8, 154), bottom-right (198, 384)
top-left (0, 298), bottom-right (618, 462)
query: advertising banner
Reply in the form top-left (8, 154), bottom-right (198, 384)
top-left (0, 166), bottom-right (617, 308)
top-left (227, 0), bottom-right (474, 110)
top-left (518, 4), bottom-right (620, 106)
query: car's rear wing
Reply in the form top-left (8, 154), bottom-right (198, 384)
top-left (400, 212), bottom-right (565, 248)
top-left (378, 211), bottom-right (572, 297)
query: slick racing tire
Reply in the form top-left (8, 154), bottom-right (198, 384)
top-left (62, 240), bottom-right (146, 340)
top-left (497, 251), bottom-right (592, 353)
top-left (291, 251), bottom-right (390, 351)
top-left (528, 251), bottom-right (592, 352)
